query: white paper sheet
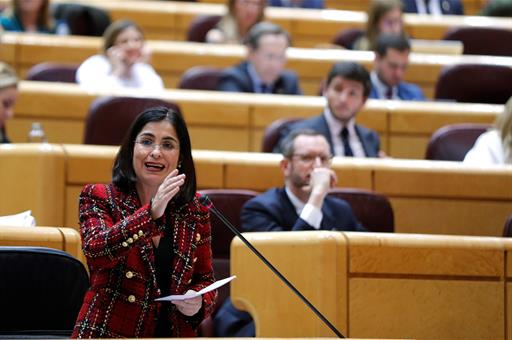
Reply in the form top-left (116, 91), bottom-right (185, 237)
top-left (155, 275), bottom-right (236, 302)
top-left (0, 210), bottom-right (36, 227)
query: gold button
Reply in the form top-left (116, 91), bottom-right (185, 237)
top-left (128, 295), bottom-right (136, 303)
top-left (187, 278), bottom-right (192, 284)
top-left (193, 257), bottom-right (197, 263)
top-left (195, 233), bottom-right (201, 242)
top-left (138, 230), bottom-right (144, 236)
top-left (125, 271), bottom-right (134, 279)
top-left (133, 234), bottom-right (139, 240)
top-left (127, 237), bottom-right (134, 244)
top-left (122, 242), bottom-right (128, 248)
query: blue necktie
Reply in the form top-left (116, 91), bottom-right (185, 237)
top-left (260, 84), bottom-right (271, 94)
top-left (341, 127), bottom-right (354, 157)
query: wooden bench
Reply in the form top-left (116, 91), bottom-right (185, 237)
top-left (0, 225), bottom-right (85, 266)
top-left (5, 0), bottom-right (507, 46)
top-left (199, 0), bottom-right (488, 15)
top-left (231, 231), bottom-right (512, 339)
top-left (2, 33), bottom-right (511, 98)
top-left (63, 145), bottom-right (512, 237)
top-left (9, 81), bottom-right (502, 159)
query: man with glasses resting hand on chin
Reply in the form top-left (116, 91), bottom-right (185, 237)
top-left (241, 129), bottom-right (365, 232)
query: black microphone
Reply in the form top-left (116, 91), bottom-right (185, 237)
top-left (199, 194), bottom-right (345, 338)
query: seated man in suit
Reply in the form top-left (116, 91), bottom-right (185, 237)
top-left (370, 33), bottom-right (426, 101)
top-left (214, 129), bottom-right (365, 336)
top-left (276, 61), bottom-right (383, 158)
top-left (242, 129), bottom-right (365, 232)
top-left (402, 0), bottom-right (464, 15)
top-left (217, 21), bottom-right (302, 95)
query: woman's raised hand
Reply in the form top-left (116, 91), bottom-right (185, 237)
top-left (151, 169), bottom-right (186, 220)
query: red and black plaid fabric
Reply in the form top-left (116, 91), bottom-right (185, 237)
top-left (72, 184), bottom-right (216, 338)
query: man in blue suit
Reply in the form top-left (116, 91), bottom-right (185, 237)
top-left (276, 61), bottom-right (382, 158)
top-left (370, 33), bottom-right (426, 101)
top-left (214, 129), bottom-right (365, 336)
top-left (402, 0), bottom-right (464, 15)
top-left (217, 22), bottom-right (302, 95)
top-left (242, 129), bottom-right (365, 232)
top-left (268, 0), bottom-right (324, 8)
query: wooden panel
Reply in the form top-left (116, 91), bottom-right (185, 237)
top-left (0, 144), bottom-right (65, 226)
top-left (349, 278), bottom-right (504, 340)
top-left (8, 118), bottom-right (85, 144)
top-left (58, 227), bottom-right (86, 266)
top-left (192, 150), bottom-right (225, 189)
top-left (231, 231), bottom-right (348, 337)
top-left (391, 197), bottom-right (512, 236)
top-left (347, 232), bottom-right (505, 277)
top-left (373, 161), bottom-right (512, 199)
top-left (0, 226), bottom-right (63, 250)
top-left (65, 186), bottom-right (82, 230)
top-left (64, 144), bottom-right (117, 184)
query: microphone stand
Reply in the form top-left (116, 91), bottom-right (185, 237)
top-left (200, 195), bottom-right (345, 338)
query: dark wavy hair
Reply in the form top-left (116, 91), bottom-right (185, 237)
top-left (112, 106), bottom-right (196, 206)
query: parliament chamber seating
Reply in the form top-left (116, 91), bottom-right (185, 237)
top-left (83, 96), bottom-right (180, 145)
top-left (178, 66), bottom-right (223, 91)
top-left (443, 26), bottom-right (512, 56)
top-left (331, 28), bottom-right (365, 49)
top-left (425, 123), bottom-right (491, 161)
top-left (504, 215), bottom-right (512, 237)
top-left (434, 63), bottom-right (512, 104)
top-left (328, 188), bottom-right (394, 233)
top-left (0, 246), bottom-right (89, 338)
top-left (186, 14), bottom-right (221, 42)
top-left (51, 3), bottom-right (111, 37)
top-left (196, 189), bottom-right (258, 336)
top-left (261, 117), bottom-right (302, 153)
top-left (25, 62), bottom-right (78, 83)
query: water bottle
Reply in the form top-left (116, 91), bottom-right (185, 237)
top-left (55, 19), bottom-right (70, 36)
top-left (27, 122), bottom-right (48, 143)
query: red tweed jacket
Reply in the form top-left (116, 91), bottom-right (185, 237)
top-left (72, 184), bottom-right (216, 338)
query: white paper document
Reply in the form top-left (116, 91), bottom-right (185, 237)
top-left (155, 275), bottom-right (236, 302)
top-left (0, 210), bottom-right (36, 227)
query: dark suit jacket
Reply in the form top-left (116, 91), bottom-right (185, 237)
top-left (217, 61), bottom-right (302, 95)
top-left (268, 0), bottom-right (324, 8)
top-left (275, 114), bottom-right (381, 157)
top-left (369, 81), bottom-right (426, 101)
top-left (402, 0), bottom-right (464, 14)
top-left (0, 126), bottom-right (9, 143)
top-left (241, 187), bottom-right (365, 232)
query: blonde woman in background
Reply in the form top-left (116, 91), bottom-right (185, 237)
top-left (76, 20), bottom-right (164, 92)
top-left (353, 0), bottom-right (405, 51)
top-left (0, 62), bottom-right (18, 143)
top-left (206, 0), bottom-right (266, 44)
top-left (0, 0), bottom-right (53, 33)
top-left (464, 96), bottom-right (512, 165)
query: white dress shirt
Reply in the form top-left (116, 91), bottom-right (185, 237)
top-left (285, 186), bottom-right (323, 229)
top-left (324, 108), bottom-right (366, 157)
top-left (76, 55), bottom-right (164, 93)
top-left (463, 130), bottom-right (509, 165)
top-left (415, 0), bottom-right (443, 15)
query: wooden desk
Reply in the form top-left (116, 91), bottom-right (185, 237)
top-left (62, 145), bottom-right (512, 236)
top-left (0, 225), bottom-right (85, 265)
top-left (3, 33), bottom-right (512, 98)
top-left (199, 0), bottom-right (488, 16)
top-left (14, 0), bottom-right (508, 47)
top-left (9, 81), bottom-right (502, 159)
top-left (231, 231), bottom-right (511, 339)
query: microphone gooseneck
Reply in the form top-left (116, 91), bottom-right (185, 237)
top-left (199, 194), bottom-right (345, 338)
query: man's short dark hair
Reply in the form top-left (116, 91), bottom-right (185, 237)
top-left (374, 33), bottom-right (411, 56)
top-left (280, 128), bottom-right (325, 158)
top-left (244, 21), bottom-right (291, 50)
top-left (326, 62), bottom-right (371, 97)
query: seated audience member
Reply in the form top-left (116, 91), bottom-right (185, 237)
top-left (276, 62), bottom-right (382, 158)
top-left (76, 20), bottom-right (164, 92)
top-left (0, 62), bottom-right (19, 143)
top-left (479, 0), bottom-right (512, 16)
top-left (206, 0), bottom-right (266, 44)
top-left (242, 129), bottom-right (365, 232)
top-left (268, 0), bottom-right (324, 8)
top-left (401, 0), bottom-right (464, 15)
top-left (353, 0), bottom-right (404, 51)
top-left (463, 96), bottom-right (512, 165)
top-left (0, 0), bottom-right (53, 33)
top-left (370, 33), bottom-right (426, 100)
top-left (214, 129), bottom-right (365, 337)
top-left (217, 22), bottom-right (302, 95)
